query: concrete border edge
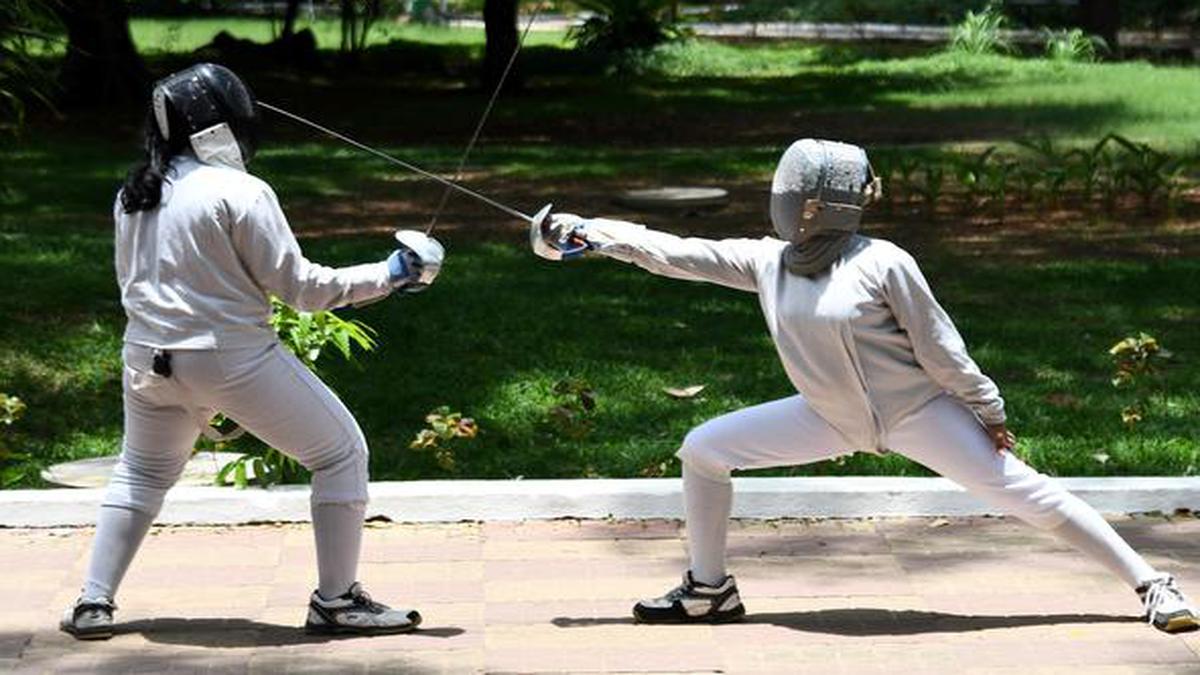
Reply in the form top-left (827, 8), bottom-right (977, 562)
top-left (1, 476), bottom-right (1198, 527)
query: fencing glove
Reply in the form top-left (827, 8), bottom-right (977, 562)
top-left (389, 230), bottom-right (444, 293)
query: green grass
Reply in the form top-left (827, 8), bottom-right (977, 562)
top-left (3, 227), bottom-right (1198, 483)
top-left (127, 16), bottom-right (569, 55)
top-left (4, 28), bottom-right (1200, 486)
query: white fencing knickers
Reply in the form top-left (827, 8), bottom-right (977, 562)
top-left (676, 393), bottom-right (1157, 588)
top-left (82, 342), bottom-right (370, 600)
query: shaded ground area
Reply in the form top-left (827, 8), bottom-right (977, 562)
top-left (2, 515), bottom-right (1200, 672)
top-left (3, 38), bottom-right (1199, 485)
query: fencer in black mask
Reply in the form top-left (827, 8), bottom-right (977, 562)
top-left (63, 63), bottom-right (439, 640)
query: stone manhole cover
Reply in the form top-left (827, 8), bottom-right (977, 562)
top-left (614, 187), bottom-right (730, 212)
top-left (41, 451), bottom-right (248, 488)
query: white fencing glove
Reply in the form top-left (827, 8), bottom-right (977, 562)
top-left (389, 230), bottom-right (444, 293)
top-left (531, 212), bottom-right (592, 261)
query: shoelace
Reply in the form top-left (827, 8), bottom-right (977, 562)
top-left (348, 587), bottom-right (387, 615)
top-left (663, 583), bottom-right (691, 602)
top-left (75, 598), bottom-right (115, 621)
top-left (1143, 577), bottom-right (1186, 625)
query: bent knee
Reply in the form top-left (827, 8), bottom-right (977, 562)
top-left (676, 425), bottom-right (733, 483)
top-left (307, 435), bottom-right (370, 505)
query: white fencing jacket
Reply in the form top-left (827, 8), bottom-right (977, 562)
top-left (115, 156), bottom-right (394, 350)
top-left (586, 219), bottom-right (1005, 452)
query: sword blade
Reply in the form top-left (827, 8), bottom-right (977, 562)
top-left (257, 101), bottom-right (534, 223)
top-left (426, 0), bottom-right (547, 234)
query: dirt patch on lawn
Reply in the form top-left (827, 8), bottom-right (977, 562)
top-left (290, 174), bottom-right (1200, 262)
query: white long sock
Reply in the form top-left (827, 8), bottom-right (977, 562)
top-left (683, 463), bottom-right (732, 586)
top-left (82, 505), bottom-right (155, 599)
top-left (312, 501), bottom-right (366, 599)
top-left (1048, 495), bottom-right (1157, 588)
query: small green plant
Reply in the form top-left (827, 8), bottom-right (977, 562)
top-left (1043, 28), bottom-right (1104, 62)
top-left (1014, 134), bottom-right (1069, 206)
top-left (0, 393), bottom-right (29, 487)
top-left (410, 406), bottom-right (479, 472)
top-left (570, 0), bottom-right (684, 53)
top-left (269, 297), bottom-right (378, 371)
top-left (948, 4), bottom-right (1011, 55)
top-left (215, 299), bottom-right (379, 488)
top-left (545, 378), bottom-right (598, 440)
top-left (890, 155), bottom-right (924, 209)
top-left (0, 393), bottom-right (24, 427)
top-left (953, 146), bottom-right (997, 212)
top-left (982, 158), bottom-right (1016, 220)
top-left (1064, 142), bottom-right (1105, 204)
top-left (215, 445), bottom-right (306, 488)
top-left (914, 164), bottom-right (946, 218)
top-left (1109, 135), bottom-right (1189, 214)
top-left (1109, 333), bottom-right (1172, 428)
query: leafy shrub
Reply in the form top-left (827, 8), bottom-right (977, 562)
top-left (1107, 135), bottom-right (1192, 214)
top-left (1, 0), bottom-right (58, 136)
top-left (0, 393), bottom-right (24, 427)
top-left (0, 393), bottom-right (29, 488)
top-left (570, 0), bottom-right (684, 53)
top-left (1043, 28), bottom-right (1105, 62)
top-left (544, 378), bottom-right (597, 440)
top-left (948, 4), bottom-right (1012, 55)
top-left (215, 299), bottom-right (379, 488)
top-left (1109, 333), bottom-right (1172, 428)
top-left (269, 297), bottom-right (378, 372)
top-left (410, 406), bottom-right (479, 472)
top-left (878, 133), bottom-right (1197, 221)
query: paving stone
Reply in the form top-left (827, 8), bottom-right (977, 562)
top-left (3, 515), bottom-right (1198, 673)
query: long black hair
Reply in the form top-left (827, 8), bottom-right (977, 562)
top-left (119, 107), bottom-right (187, 214)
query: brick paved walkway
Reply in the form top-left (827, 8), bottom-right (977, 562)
top-left (2, 515), bottom-right (1199, 674)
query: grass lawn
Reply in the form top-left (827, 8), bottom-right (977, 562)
top-left (3, 24), bottom-right (1198, 486)
top-left (127, 16), bottom-right (570, 55)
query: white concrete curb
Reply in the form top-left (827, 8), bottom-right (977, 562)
top-left (2, 477), bottom-right (1199, 527)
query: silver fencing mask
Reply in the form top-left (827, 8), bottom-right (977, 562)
top-left (770, 139), bottom-right (881, 276)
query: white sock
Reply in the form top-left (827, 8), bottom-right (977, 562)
top-left (82, 505), bottom-right (155, 599)
top-left (683, 463), bottom-right (732, 586)
top-left (312, 501), bottom-right (366, 599)
top-left (1048, 495), bottom-right (1157, 588)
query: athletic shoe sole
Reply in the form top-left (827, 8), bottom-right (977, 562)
top-left (304, 611), bottom-right (423, 636)
top-left (1154, 613), bottom-right (1200, 634)
top-left (60, 624), bottom-right (114, 641)
top-left (633, 604), bottom-right (746, 625)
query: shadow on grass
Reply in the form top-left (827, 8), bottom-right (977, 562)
top-left (115, 617), bottom-right (464, 647)
top-left (552, 608), bottom-right (1138, 634)
top-left (3, 227), bottom-right (1199, 482)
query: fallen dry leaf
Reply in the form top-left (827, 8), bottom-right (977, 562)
top-left (663, 385), bottom-right (706, 399)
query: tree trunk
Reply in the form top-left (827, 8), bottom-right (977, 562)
top-left (482, 0), bottom-right (521, 91)
top-left (54, 0), bottom-right (149, 107)
top-left (1078, 0), bottom-right (1120, 56)
top-left (282, 0), bottom-right (303, 38)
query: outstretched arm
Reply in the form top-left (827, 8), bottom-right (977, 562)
top-left (232, 185), bottom-right (404, 311)
top-left (881, 249), bottom-right (1010, 447)
top-left (539, 215), bottom-right (766, 293)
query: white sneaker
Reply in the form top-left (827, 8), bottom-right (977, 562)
top-left (306, 582), bottom-right (422, 635)
top-left (1137, 574), bottom-right (1199, 634)
top-left (633, 571), bottom-right (746, 624)
top-left (60, 596), bottom-right (116, 640)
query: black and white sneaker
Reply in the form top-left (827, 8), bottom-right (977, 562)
top-left (306, 582), bottom-right (422, 635)
top-left (1137, 574), bottom-right (1200, 634)
top-left (633, 571), bottom-right (745, 624)
top-left (59, 596), bottom-right (116, 640)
